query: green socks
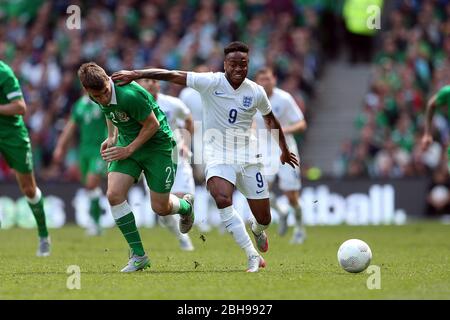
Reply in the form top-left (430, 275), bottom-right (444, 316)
top-left (115, 212), bottom-right (145, 257)
top-left (178, 199), bottom-right (192, 215)
top-left (26, 188), bottom-right (48, 238)
top-left (90, 197), bottom-right (101, 226)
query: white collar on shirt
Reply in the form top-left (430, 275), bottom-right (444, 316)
top-left (109, 78), bottom-right (117, 105)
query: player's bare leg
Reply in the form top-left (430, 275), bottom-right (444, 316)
top-left (247, 198), bottom-right (271, 253)
top-left (158, 192), bottom-right (195, 251)
top-left (208, 177), bottom-right (263, 272)
top-left (15, 172), bottom-right (50, 256)
top-left (150, 190), bottom-right (194, 234)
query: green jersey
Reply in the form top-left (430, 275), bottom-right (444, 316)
top-left (70, 96), bottom-right (107, 156)
top-left (435, 85), bottom-right (450, 121)
top-left (96, 80), bottom-right (174, 151)
top-left (435, 85), bottom-right (450, 161)
top-left (0, 60), bottom-right (28, 139)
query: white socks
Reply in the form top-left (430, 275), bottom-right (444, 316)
top-left (219, 206), bottom-right (258, 258)
top-left (111, 200), bottom-right (132, 220)
top-left (169, 194), bottom-right (180, 214)
top-left (251, 220), bottom-right (269, 236)
top-left (26, 187), bottom-right (42, 204)
top-left (160, 215), bottom-right (184, 240)
top-left (87, 187), bottom-right (102, 199)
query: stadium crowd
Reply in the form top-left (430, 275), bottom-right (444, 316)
top-left (335, 0), bottom-right (449, 178)
top-left (0, 0), bottom-right (333, 181)
top-left (334, 0), bottom-right (450, 214)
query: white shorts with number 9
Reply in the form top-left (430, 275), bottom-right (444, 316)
top-left (205, 163), bottom-right (269, 199)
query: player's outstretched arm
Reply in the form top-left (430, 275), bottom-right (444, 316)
top-left (263, 111), bottom-right (300, 168)
top-left (111, 69), bottom-right (188, 86)
top-left (421, 94), bottom-right (437, 150)
top-left (53, 119), bottom-right (77, 164)
top-left (0, 98), bottom-right (26, 116)
top-left (283, 119), bottom-right (307, 135)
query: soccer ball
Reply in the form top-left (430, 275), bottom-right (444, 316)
top-left (337, 239), bottom-right (372, 273)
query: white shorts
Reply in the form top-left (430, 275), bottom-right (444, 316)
top-left (263, 161), bottom-right (301, 192)
top-left (263, 154), bottom-right (302, 191)
top-left (205, 163), bottom-right (269, 199)
top-left (171, 160), bottom-right (195, 195)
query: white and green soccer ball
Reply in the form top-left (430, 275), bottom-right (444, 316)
top-left (337, 239), bottom-right (372, 273)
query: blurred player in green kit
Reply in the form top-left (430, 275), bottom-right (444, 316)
top-left (422, 85), bottom-right (450, 173)
top-left (0, 60), bottom-right (50, 256)
top-left (53, 94), bottom-right (107, 236)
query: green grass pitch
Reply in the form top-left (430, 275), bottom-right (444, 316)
top-left (0, 222), bottom-right (449, 299)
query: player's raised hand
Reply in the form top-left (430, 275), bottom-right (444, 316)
top-left (421, 133), bottom-right (433, 151)
top-left (101, 146), bottom-right (132, 162)
top-left (280, 150), bottom-right (299, 169)
top-left (111, 70), bottom-right (139, 86)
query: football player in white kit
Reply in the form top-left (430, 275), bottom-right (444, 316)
top-left (137, 78), bottom-right (195, 251)
top-left (112, 42), bottom-right (299, 272)
top-left (255, 68), bottom-right (307, 244)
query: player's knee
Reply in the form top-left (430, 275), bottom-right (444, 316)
top-left (22, 185), bottom-right (36, 198)
top-left (288, 196), bottom-right (298, 207)
top-left (212, 194), bottom-right (233, 208)
top-left (106, 190), bottom-right (125, 206)
top-left (151, 202), bottom-right (171, 216)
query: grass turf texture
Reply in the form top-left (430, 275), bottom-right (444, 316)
top-left (0, 223), bottom-right (449, 299)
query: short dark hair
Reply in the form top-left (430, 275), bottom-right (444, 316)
top-left (224, 41), bottom-right (249, 56)
top-left (77, 62), bottom-right (109, 90)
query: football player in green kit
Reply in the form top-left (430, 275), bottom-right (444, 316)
top-left (53, 94), bottom-right (107, 236)
top-left (422, 85), bottom-right (450, 173)
top-left (77, 62), bottom-right (194, 272)
top-left (0, 60), bottom-right (50, 256)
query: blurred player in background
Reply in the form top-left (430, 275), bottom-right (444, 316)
top-left (112, 41), bottom-right (299, 272)
top-left (0, 61), bottom-right (50, 256)
top-left (77, 62), bottom-right (194, 272)
top-left (255, 68), bottom-right (307, 244)
top-left (422, 85), bottom-right (450, 173)
top-left (137, 78), bottom-right (195, 251)
top-left (53, 94), bottom-right (107, 236)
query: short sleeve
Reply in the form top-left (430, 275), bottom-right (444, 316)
top-left (0, 66), bottom-right (23, 102)
top-left (256, 85), bottom-right (272, 116)
top-left (284, 92), bottom-right (304, 122)
top-left (186, 72), bottom-right (215, 93)
top-left (435, 86), bottom-right (450, 106)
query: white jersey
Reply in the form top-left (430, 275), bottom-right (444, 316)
top-left (156, 93), bottom-right (191, 155)
top-left (156, 93), bottom-right (190, 131)
top-left (187, 72), bottom-right (272, 165)
top-left (255, 87), bottom-right (304, 155)
top-left (179, 87), bottom-right (203, 122)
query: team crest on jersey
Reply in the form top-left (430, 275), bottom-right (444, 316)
top-left (115, 111), bottom-right (130, 122)
top-left (243, 96), bottom-right (253, 108)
